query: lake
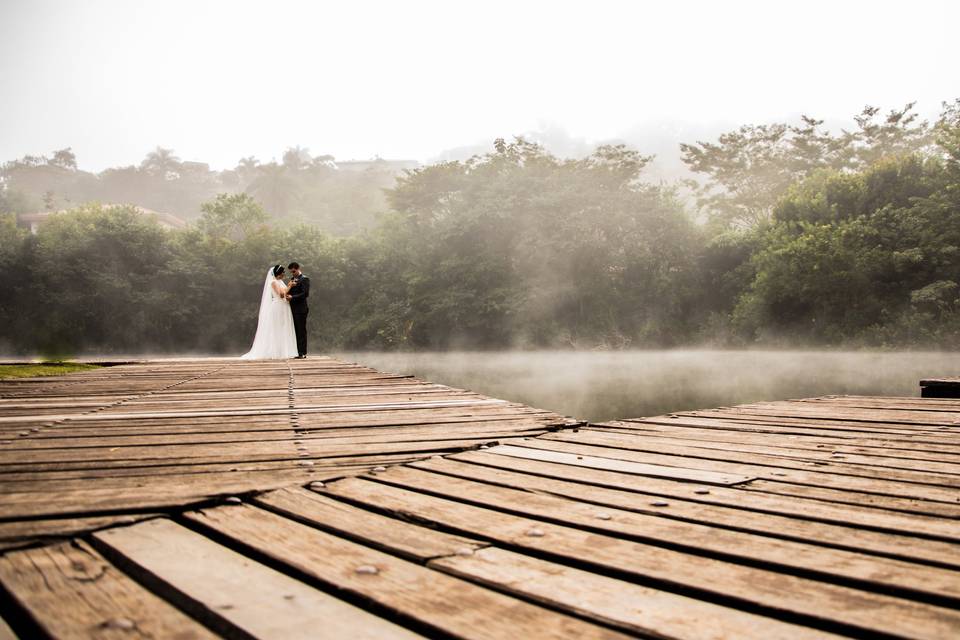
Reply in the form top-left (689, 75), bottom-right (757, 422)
top-left (337, 350), bottom-right (960, 422)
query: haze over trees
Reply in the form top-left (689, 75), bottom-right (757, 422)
top-left (0, 146), bottom-right (407, 236)
top-left (1, 100), bottom-right (957, 354)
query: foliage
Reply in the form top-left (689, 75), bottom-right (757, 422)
top-left (379, 138), bottom-right (701, 348)
top-left (198, 193), bottom-right (268, 241)
top-left (0, 146), bottom-right (406, 236)
top-left (681, 103), bottom-right (934, 228)
top-left (734, 149), bottom-right (960, 346)
top-left (1, 99), bottom-right (959, 353)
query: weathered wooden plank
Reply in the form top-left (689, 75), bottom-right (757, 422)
top-left (11, 412), bottom-right (557, 438)
top-left (739, 478), bottom-right (960, 515)
top-left (323, 476), bottom-right (960, 639)
top-left (92, 517), bottom-right (422, 639)
top-left (3, 422), bottom-right (547, 451)
top-left (666, 411), bottom-right (960, 439)
top-left (411, 455), bottom-right (960, 565)
top-left (442, 449), bottom-right (960, 540)
top-left (0, 540), bottom-right (216, 639)
top-left (0, 437), bottom-right (505, 470)
top-left (0, 514), bottom-right (159, 548)
top-left (715, 404), bottom-right (960, 427)
top-left (581, 428), bottom-right (960, 475)
top-left (801, 395), bottom-right (960, 410)
top-left (540, 430), bottom-right (960, 487)
top-left (0, 472), bottom-right (317, 518)
top-left (519, 437), bottom-right (960, 509)
top-left (0, 452), bottom-right (418, 486)
top-left (254, 486), bottom-right (484, 561)
top-left (257, 488), bottom-right (838, 639)
top-left (366, 465), bottom-right (960, 604)
top-left (0, 399), bottom-right (523, 425)
top-left (183, 503), bottom-right (628, 639)
top-left (487, 444), bottom-right (754, 485)
top-left (603, 420), bottom-right (960, 457)
top-left (431, 547), bottom-right (840, 640)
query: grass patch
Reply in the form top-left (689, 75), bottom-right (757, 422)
top-left (0, 362), bottom-right (101, 379)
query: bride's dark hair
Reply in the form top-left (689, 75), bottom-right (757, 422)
top-left (272, 264), bottom-right (285, 277)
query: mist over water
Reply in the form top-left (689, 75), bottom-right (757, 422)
top-left (338, 350), bottom-right (960, 422)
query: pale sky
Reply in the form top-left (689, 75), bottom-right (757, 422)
top-left (1, 0), bottom-right (957, 171)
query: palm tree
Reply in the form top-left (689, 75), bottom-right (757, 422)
top-left (140, 147), bottom-right (181, 177)
top-left (245, 163), bottom-right (297, 216)
top-left (234, 156), bottom-right (260, 188)
top-left (282, 146), bottom-right (311, 170)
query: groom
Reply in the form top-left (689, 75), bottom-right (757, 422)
top-left (285, 262), bottom-right (310, 358)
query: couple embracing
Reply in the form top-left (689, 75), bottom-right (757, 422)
top-left (241, 262), bottom-right (310, 360)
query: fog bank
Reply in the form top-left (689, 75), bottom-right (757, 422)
top-left (338, 350), bottom-right (960, 421)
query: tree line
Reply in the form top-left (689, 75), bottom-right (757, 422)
top-left (0, 146), bottom-right (406, 236)
top-left (1, 100), bottom-right (958, 354)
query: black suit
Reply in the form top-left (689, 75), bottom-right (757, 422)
top-left (287, 275), bottom-right (310, 356)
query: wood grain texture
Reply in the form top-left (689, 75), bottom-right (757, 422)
top-left (430, 546), bottom-right (841, 640)
top-left (410, 455), bottom-right (960, 567)
top-left (0, 357), bottom-right (568, 539)
top-left (92, 517), bottom-right (422, 639)
top-left (0, 539), bottom-right (215, 639)
top-left (183, 503), bottom-right (628, 640)
top-left (323, 475), bottom-right (960, 639)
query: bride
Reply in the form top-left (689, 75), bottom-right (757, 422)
top-left (241, 265), bottom-right (299, 359)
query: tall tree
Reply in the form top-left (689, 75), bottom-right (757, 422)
top-left (245, 162), bottom-right (297, 216)
top-left (49, 148), bottom-right (78, 170)
top-left (139, 147), bottom-right (181, 178)
top-left (681, 103), bottom-right (933, 229)
top-left (845, 102), bottom-right (932, 168)
top-left (198, 193), bottom-right (268, 241)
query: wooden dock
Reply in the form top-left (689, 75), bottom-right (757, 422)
top-left (0, 358), bottom-right (958, 639)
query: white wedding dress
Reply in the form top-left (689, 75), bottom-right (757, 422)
top-left (241, 268), bottom-right (299, 359)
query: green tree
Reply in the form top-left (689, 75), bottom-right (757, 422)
top-left (735, 145), bottom-right (960, 345)
top-left (50, 148), bottom-right (78, 170)
top-left (681, 121), bottom-right (831, 228)
top-left (846, 102), bottom-right (933, 168)
top-left (381, 138), bottom-right (701, 348)
top-left (681, 103), bottom-right (932, 229)
top-left (28, 204), bottom-right (178, 353)
top-left (198, 193), bottom-right (268, 241)
top-left (0, 213), bottom-right (29, 351)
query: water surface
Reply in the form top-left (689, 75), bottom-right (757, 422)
top-left (337, 350), bottom-right (960, 422)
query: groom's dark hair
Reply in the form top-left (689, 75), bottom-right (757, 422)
top-left (287, 262), bottom-right (300, 270)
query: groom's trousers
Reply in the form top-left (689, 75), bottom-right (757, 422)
top-left (293, 312), bottom-right (308, 356)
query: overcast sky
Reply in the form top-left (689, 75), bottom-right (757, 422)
top-left (1, 0), bottom-right (957, 171)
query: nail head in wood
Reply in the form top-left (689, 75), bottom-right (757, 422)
top-left (102, 618), bottom-right (136, 631)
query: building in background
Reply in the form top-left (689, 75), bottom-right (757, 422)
top-left (16, 204), bottom-right (188, 234)
top-left (333, 158), bottom-right (420, 172)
